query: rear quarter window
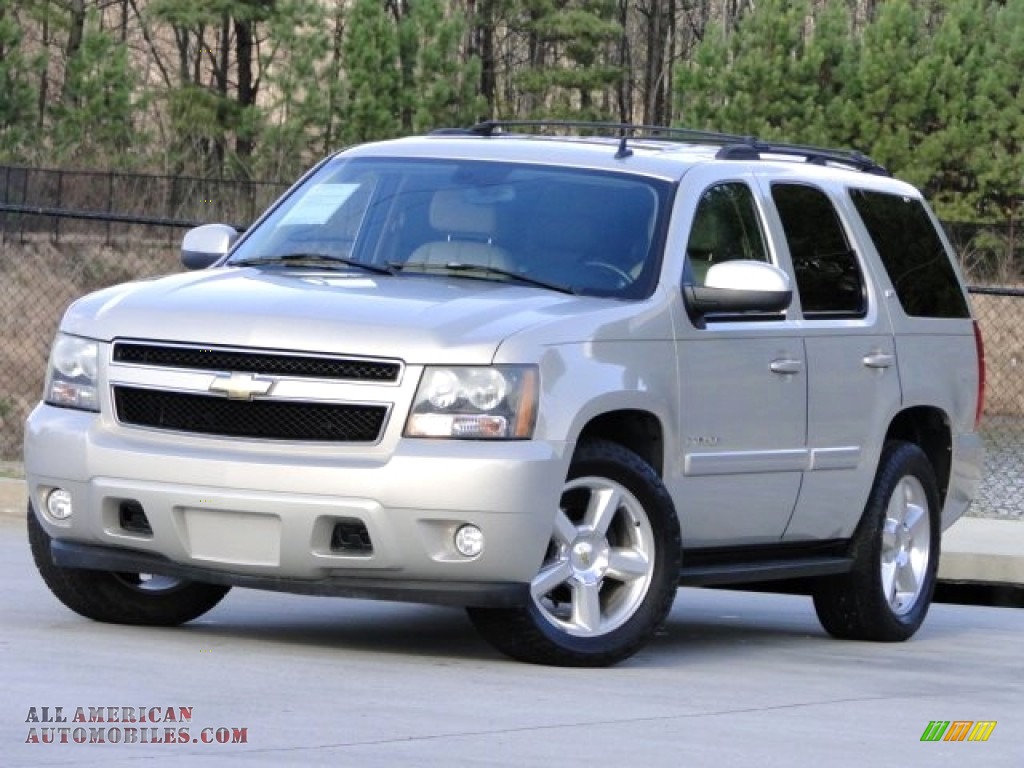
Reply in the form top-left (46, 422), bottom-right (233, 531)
top-left (849, 189), bottom-right (969, 318)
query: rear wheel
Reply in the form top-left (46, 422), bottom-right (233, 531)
top-left (813, 441), bottom-right (940, 641)
top-left (468, 440), bottom-right (681, 666)
top-left (28, 504), bottom-right (230, 626)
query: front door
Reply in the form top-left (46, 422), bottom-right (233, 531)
top-left (671, 176), bottom-right (807, 547)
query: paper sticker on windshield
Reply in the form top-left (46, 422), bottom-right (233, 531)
top-left (279, 184), bottom-right (360, 226)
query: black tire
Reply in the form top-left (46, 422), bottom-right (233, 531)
top-left (28, 503), bottom-right (230, 626)
top-left (467, 440), bottom-right (682, 666)
top-left (813, 441), bottom-right (941, 641)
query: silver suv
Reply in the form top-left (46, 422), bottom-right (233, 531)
top-left (25, 122), bottom-right (985, 666)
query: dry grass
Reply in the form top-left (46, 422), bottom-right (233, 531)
top-left (0, 238), bottom-right (180, 459)
top-left (0, 240), bottom-right (1020, 460)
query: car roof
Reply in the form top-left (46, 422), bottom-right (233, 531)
top-left (343, 134), bottom-right (717, 182)
top-left (337, 121), bottom-right (903, 189)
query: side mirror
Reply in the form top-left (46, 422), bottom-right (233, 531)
top-left (181, 223), bottom-right (239, 270)
top-left (684, 260), bottom-right (793, 317)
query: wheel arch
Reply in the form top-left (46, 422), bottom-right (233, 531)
top-left (575, 409), bottom-right (665, 477)
top-left (884, 406), bottom-right (952, 506)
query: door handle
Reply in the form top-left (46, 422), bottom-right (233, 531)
top-left (770, 358), bottom-right (803, 375)
top-left (863, 352), bottom-right (895, 369)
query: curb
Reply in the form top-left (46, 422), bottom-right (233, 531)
top-left (0, 479), bottom-right (26, 520)
top-left (939, 517), bottom-right (1024, 586)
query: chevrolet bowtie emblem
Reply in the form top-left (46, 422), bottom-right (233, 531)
top-left (208, 372), bottom-right (274, 400)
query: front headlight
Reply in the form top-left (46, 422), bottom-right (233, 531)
top-left (405, 365), bottom-right (538, 439)
top-left (44, 333), bottom-right (100, 412)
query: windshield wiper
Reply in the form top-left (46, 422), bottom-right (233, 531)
top-left (232, 253), bottom-right (393, 275)
top-left (391, 261), bottom-right (578, 295)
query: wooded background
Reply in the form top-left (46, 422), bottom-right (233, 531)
top-left (0, 1), bottom-right (1020, 245)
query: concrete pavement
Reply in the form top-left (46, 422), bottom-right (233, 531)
top-left (3, 475), bottom-right (1022, 588)
top-left (1, 513), bottom-right (1022, 767)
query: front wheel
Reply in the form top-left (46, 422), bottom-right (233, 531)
top-left (28, 504), bottom-right (230, 626)
top-left (813, 441), bottom-right (941, 641)
top-left (468, 440), bottom-right (681, 666)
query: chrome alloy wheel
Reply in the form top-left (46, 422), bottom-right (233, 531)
top-left (532, 475), bottom-right (656, 637)
top-left (880, 475), bottom-right (931, 616)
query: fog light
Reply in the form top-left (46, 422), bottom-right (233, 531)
top-left (454, 524), bottom-right (484, 558)
top-left (46, 489), bottom-right (73, 520)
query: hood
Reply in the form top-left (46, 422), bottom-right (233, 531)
top-left (61, 267), bottom-right (618, 364)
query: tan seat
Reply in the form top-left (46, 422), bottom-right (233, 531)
top-left (410, 189), bottom-right (511, 270)
top-left (687, 206), bottom-right (740, 286)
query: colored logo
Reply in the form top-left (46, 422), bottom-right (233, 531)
top-left (920, 721), bottom-right (996, 742)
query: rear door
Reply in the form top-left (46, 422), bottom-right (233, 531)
top-left (761, 180), bottom-right (901, 540)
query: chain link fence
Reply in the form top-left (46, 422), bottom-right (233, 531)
top-left (0, 165), bottom-right (1020, 520)
top-left (967, 288), bottom-right (1024, 519)
top-left (1, 165), bottom-right (287, 243)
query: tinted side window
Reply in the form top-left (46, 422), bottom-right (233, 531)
top-left (685, 182), bottom-right (769, 286)
top-left (849, 189), bottom-right (969, 318)
top-left (772, 184), bottom-right (865, 319)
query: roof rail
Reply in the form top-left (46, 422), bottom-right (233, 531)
top-left (453, 119), bottom-right (752, 143)
top-left (715, 142), bottom-right (889, 176)
top-left (429, 120), bottom-right (889, 176)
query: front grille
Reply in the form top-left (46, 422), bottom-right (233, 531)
top-left (113, 386), bottom-right (387, 442)
top-left (113, 342), bottom-right (401, 382)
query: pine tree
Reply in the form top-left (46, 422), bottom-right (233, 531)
top-left (405, 0), bottom-right (484, 132)
top-left (0, 1), bottom-right (43, 157)
top-left (672, 14), bottom-right (730, 131)
top-left (672, 0), bottom-right (853, 144)
top-left (342, 0), bottom-right (482, 142)
top-left (342, 0), bottom-right (402, 144)
top-left (968, 0), bottom-right (1023, 265)
top-left (147, 0), bottom-right (277, 175)
top-left (799, 0), bottom-right (857, 148)
top-left (914, 0), bottom-right (993, 218)
top-left (833, 0), bottom-right (933, 186)
top-left (51, 16), bottom-right (143, 168)
top-left (516, 0), bottom-right (622, 121)
top-left (257, 0), bottom-right (340, 178)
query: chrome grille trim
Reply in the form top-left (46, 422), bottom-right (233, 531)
top-left (112, 341), bottom-right (403, 384)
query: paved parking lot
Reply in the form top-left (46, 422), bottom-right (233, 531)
top-left (1, 515), bottom-right (1021, 767)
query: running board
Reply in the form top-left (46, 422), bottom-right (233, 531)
top-left (678, 540), bottom-right (853, 586)
top-left (679, 556), bottom-right (853, 586)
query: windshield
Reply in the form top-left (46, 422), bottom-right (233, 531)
top-left (228, 157), bottom-right (672, 299)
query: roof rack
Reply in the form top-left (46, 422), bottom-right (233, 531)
top-left (714, 141), bottom-right (889, 176)
top-left (447, 119), bottom-right (753, 143)
top-left (429, 120), bottom-right (889, 176)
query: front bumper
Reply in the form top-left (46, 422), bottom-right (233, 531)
top-left (25, 404), bottom-right (568, 605)
top-left (46, 536), bottom-right (529, 607)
